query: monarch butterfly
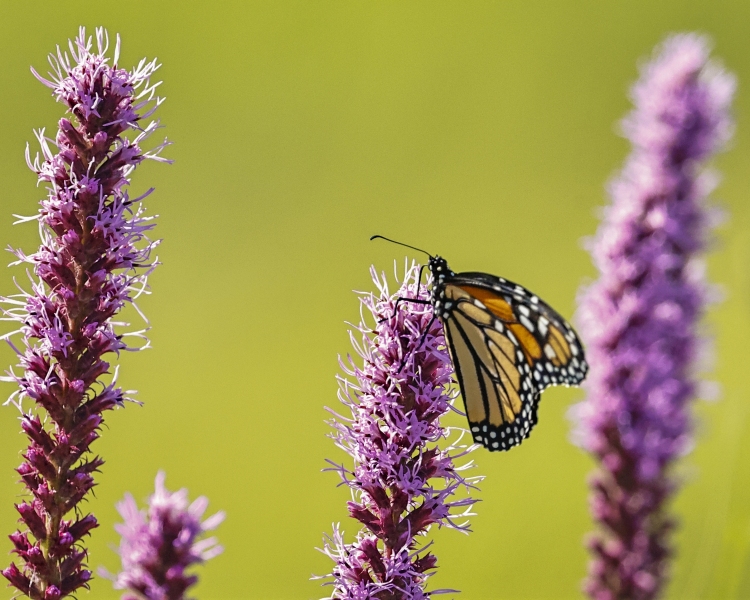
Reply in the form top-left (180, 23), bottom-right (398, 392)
top-left (372, 235), bottom-right (588, 452)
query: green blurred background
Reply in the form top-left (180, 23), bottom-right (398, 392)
top-left (0, 2), bottom-right (749, 598)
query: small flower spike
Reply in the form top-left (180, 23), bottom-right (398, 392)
top-left (110, 472), bottom-right (225, 600)
top-left (1, 27), bottom-right (168, 599)
top-left (575, 34), bottom-right (735, 600)
top-left (320, 262), bottom-right (481, 599)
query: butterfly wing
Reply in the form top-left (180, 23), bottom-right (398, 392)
top-left (439, 272), bottom-right (587, 451)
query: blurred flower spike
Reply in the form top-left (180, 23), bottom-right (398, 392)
top-left (109, 472), bottom-right (225, 600)
top-left (574, 34), bottom-right (735, 600)
top-left (0, 27), bottom-right (169, 598)
top-left (320, 262), bottom-right (482, 599)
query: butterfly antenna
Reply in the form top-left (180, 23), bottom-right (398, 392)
top-left (370, 235), bottom-right (432, 258)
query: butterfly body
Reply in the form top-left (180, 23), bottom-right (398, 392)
top-left (425, 256), bottom-right (588, 451)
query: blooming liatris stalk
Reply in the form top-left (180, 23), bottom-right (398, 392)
top-left (1, 28), bottom-right (168, 599)
top-left (575, 34), bottom-right (735, 600)
top-left (321, 262), bottom-right (480, 599)
top-left (110, 472), bottom-right (224, 600)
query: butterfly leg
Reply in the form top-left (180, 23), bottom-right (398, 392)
top-left (416, 263), bottom-right (427, 286)
top-left (394, 298), bottom-right (437, 373)
top-left (396, 312), bottom-right (438, 374)
top-left (378, 296), bottom-right (431, 323)
top-left (411, 312), bottom-right (438, 357)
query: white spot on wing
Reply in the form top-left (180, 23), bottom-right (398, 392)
top-left (538, 317), bottom-right (549, 336)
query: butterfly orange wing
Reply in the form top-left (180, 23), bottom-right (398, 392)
top-left (439, 274), bottom-right (587, 451)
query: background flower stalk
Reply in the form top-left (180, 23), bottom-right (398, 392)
top-left (575, 34), bottom-right (735, 600)
top-left (1, 27), bottom-right (168, 599)
top-left (320, 263), bottom-right (481, 599)
top-left (109, 472), bottom-right (224, 600)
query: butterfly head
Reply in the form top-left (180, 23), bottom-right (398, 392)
top-left (428, 255), bottom-right (452, 280)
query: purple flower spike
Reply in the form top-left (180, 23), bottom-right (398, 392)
top-left (320, 262), bottom-right (481, 599)
top-left (110, 472), bottom-right (225, 600)
top-left (1, 27), bottom-right (168, 598)
top-left (574, 34), bottom-right (735, 600)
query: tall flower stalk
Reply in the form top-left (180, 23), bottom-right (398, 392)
top-left (575, 34), bottom-right (735, 600)
top-left (109, 472), bottom-right (224, 600)
top-left (320, 263), bottom-right (480, 599)
top-left (1, 27), bottom-right (168, 599)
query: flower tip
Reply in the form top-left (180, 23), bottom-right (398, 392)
top-left (201, 510), bottom-right (226, 531)
top-left (154, 469), bottom-right (167, 491)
